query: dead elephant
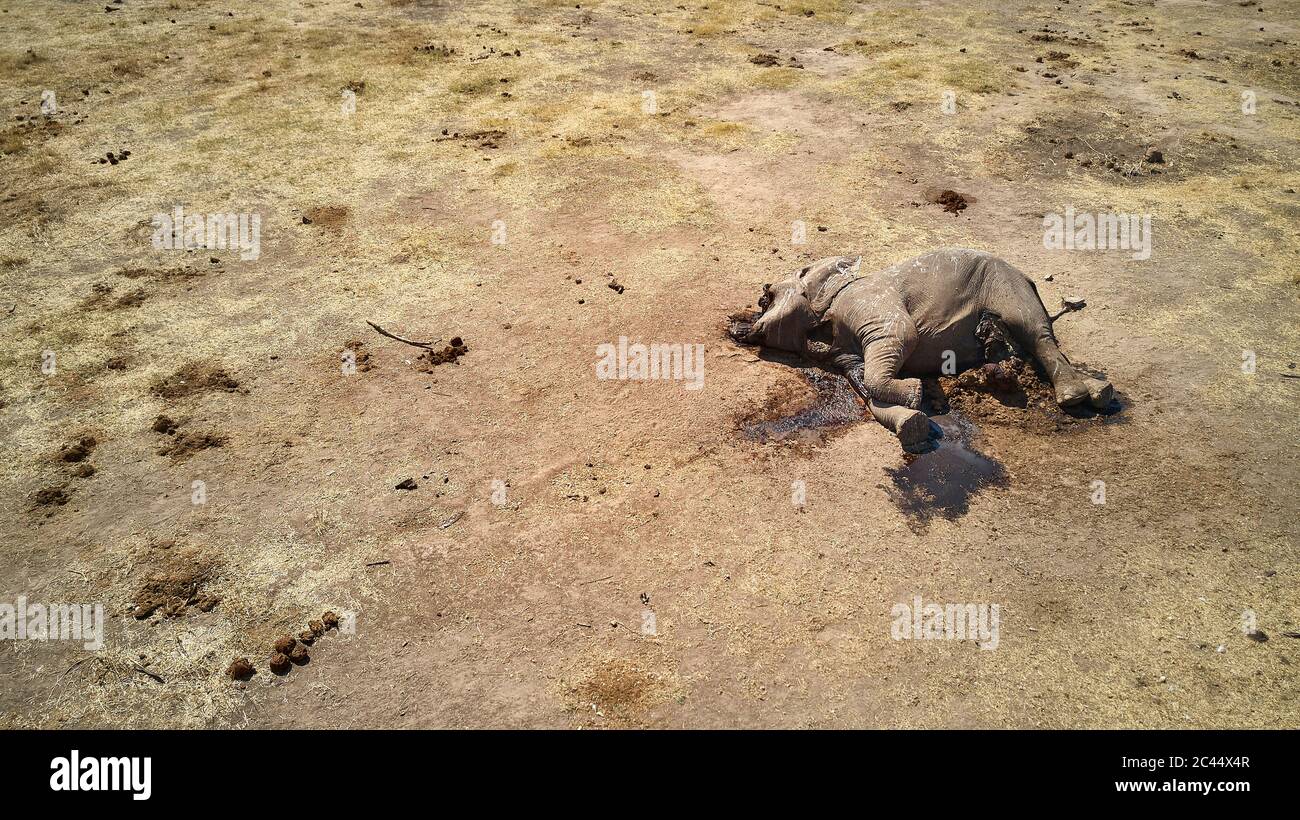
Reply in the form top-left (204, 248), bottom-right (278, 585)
top-left (730, 248), bottom-right (1113, 446)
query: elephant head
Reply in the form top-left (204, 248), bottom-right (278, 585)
top-left (729, 256), bottom-right (863, 356)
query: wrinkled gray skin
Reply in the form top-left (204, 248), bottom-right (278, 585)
top-left (731, 248), bottom-right (1113, 446)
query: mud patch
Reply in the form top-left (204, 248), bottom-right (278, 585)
top-left (434, 128), bottom-right (506, 149)
top-left (0, 118), bottom-right (62, 156)
top-left (151, 413), bottom-right (225, 460)
top-left (30, 484), bottom-right (71, 511)
top-left (926, 188), bottom-right (971, 215)
top-left (573, 659), bottom-right (666, 725)
top-left (151, 414), bottom-right (180, 435)
top-left (739, 367), bottom-right (862, 445)
top-left (156, 430), bottom-right (226, 461)
top-left (150, 362), bottom-right (240, 399)
top-left (924, 314), bottom-right (1123, 433)
top-left (79, 282), bottom-right (115, 309)
top-left (78, 282), bottom-right (150, 310)
top-left (110, 288), bottom-right (148, 309)
top-left (884, 414), bottom-right (1008, 532)
top-left (417, 336), bottom-right (468, 369)
top-left (302, 205), bottom-right (349, 232)
top-left (116, 264), bottom-right (203, 281)
top-left (129, 547), bottom-right (221, 620)
top-left (1015, 114), bottom-right (1246, 182)
top-left (928, 358), bottom-right (1123, 434)
top-left (58, 434), bottom-right (98, 463)
top-left (55, 434), bottom-right (99, 480)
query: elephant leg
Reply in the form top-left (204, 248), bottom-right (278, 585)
top-left (856, 319), bottom-right (924, 410)
top-left (983, 261), bottom-right (1112, 409)
top-left (867, 398), bottom-right (931, 446)
top-left (838, 347), bottom-right (930, 447)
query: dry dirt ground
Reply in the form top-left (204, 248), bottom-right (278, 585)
top-left (1, 0), bottom-right (1297, 729)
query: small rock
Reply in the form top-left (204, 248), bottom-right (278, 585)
top-left (1144, 149), bottom-right (1165, 164)
top-left (269, 652), bottom-right (291, 675)
top-left (1246, 629), bottom-right (1268, 643)
top-left (226, 657), bottom-right (255, 681)
top-left (395, 477), bottom-right (418, 490)
top-left (1062, 296), bottom-right (1086, 310)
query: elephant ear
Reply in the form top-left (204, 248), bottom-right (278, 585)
top-left (806, 256), bottom-right (863, 315)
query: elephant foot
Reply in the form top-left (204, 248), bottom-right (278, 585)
top-left (895, 408), bottom-right (931, 447)
top-left (1054, 373), bottom-right (1114, 409)
top-left (1084, 377), bottom-right (1113, 409)
top-left (728, 318), bottom-right (758, 344)
top-left (1054, 380), bottom-right (1090, 408)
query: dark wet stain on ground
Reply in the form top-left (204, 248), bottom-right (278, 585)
top-left (884, 413), bottom-right (1007, 532)
top-left (740, 367), bottom-right (863, 445)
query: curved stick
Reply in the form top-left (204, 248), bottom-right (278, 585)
top-left (366, 320), bottom-right (440, 350)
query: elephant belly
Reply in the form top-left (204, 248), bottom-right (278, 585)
top-left (902, 310), bottom-right (985, 376)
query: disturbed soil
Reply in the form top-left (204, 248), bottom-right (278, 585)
top-left (1, 0), bottom-right (1298, 728)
